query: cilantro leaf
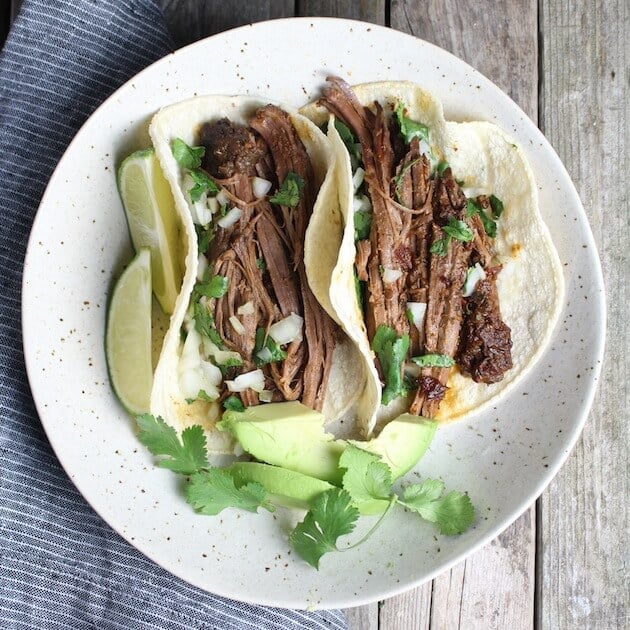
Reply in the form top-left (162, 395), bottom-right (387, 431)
top-left (193, 301), bottom-right (224, 347)
top-left (256, 257), bottom-right (266, 272)
top-left (195, 273), bottom-right (229, 299)
top-left (171, 138), bottom-right (205, 170)
top-left (399, 479), bottom-right (475, 535)
top-left (186, 469), bottom-right (275, 516)
top-left (269, 172), bottom-right (304, 208)
top-left (189, 169), bottom-right (220, 202)
top-left (354, 209), bottom-right (372, 241)
top-left (395, 102), bottom-right (430, 145)
top-left (411, 353), bottom-right (456, 368)
top-left (339, 445), bottom-right (393, 510)
top-left (253, 327), bottom-right (287, 366)
top-left (185, 389), bottom-right (216, 404)
top-left (489, 194), bottom-right (504, 218)
top-left (467, 199), bottom-right (497, 238)
top-left (334, 119), bottom-right (362, 161)
top-left (442, 217), bottom-right (473, 242)
top-left (135, 414), bottom-right (207, 475)
top-left (437, 161), bottom-right (450, 175)
top-left (430, 236), bottom-right (450, 256)
top-left (289, 488), bottom-right (359, 569)
top-left (371, 325), bottom-right (410, 405)
top-left (195, 224), bottom-right (214, 254)
top-left (223, 395), bottom-right (245, 412)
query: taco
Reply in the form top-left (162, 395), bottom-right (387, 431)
top-left (301, 78), bottom-right (564, 436)
top-left (147, 96), bottom-right (365, 453)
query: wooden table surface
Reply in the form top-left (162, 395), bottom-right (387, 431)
top-left (3, 1), bottom-right (627, 628)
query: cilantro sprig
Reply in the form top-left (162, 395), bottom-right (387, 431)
top-left (395, 102), bottom-right (430, 145)
top-left (171, 138), bottom-right (219, 203)
top-left (270, 172), bottom-right (304, 208)
top-left (430, 217), bottom-right (474, 257)
top-left (371, 325), bottom-right (410, 405)
top-left (412, 353), bottom-right (456, 368)
top-left (133, 417), bottom-right (474, 571)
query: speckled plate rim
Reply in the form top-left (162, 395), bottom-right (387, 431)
top-left (22, 18), bottom-right (606, 610)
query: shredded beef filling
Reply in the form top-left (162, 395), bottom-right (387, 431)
top-left (320, 76), bottom-right (513, 419)
top-left (197, 107), bottom-right (337, 411)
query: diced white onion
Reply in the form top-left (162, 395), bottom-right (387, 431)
top-left (252, 177), bottom-right (272, 199)
top-left (217, 207), bottom-right (242, 229)
top-left (207, 196), bottom-right (220, 215)
top-left (226, 369), bottom-right (265, 393)
top-left (237, 301), bottom-right (255, 316)
top-left (352, 167), bottom-right (365, 192)
top-left (195, 199), bottom-right (212, 226)
top-left (463, 263), bottom-right (487, 297)
top-left (200, 360), bottom-right (222, 388)
top-left (353, 194), bottom-right (371, 214)
top-left (462, 187), bottom-right (488, 198)
top-left (216, 189), bottom-right (229, 206)
top-left (213, 348), bottom-right (242, 366)
top-left (269, 313), bottom-right (304, 345)
top-left (256, 347), bottom-right (273, 363)
top-left (259, 390), bottom-right (274, 403)
top-left (180, 329), bottom-right (202, 372)
top-left (197, 253), bottom-right (208, 281)
top-left (382, 267), bottom-right (403, 283)
top-left (406, 301), bottom-right (427, 333)
top-left (229, 315), bottom-right (245, 335)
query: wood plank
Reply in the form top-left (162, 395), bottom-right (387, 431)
top-left (296, 0), bottom-right (386, 24)
top-left (538, 1), bottom-right (628, 628)
top-left (158, 0), bottom-right (294, 47)
top-left (388, 1), bottom-right (538, 627)
top-left (345, 603), bottom-right (379, 630)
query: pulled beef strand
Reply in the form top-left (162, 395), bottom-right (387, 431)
top-left (457, 266), bottom-right (513, 383)
top-left (198, 112), bottom-right (335, 410)
top-left (250, 105), bottom-right (337, 410)
top-left (321, 77), bottom-right (409, 344)
top-left (409, 170), bottom-right (471, 417)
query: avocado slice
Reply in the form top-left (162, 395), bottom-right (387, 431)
top-left (349, 414), bottom-right (437, 480)
top-left (218, 402), bottom-right (345, 484)
top-left (226, 462), bottom-right (333, 509)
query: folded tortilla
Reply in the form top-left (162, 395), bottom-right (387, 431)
top-left (148, 96), bottom-right (365, 453)
top-left (301, 81), bottom-right (564, 436)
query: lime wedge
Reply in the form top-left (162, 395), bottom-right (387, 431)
top-left (106, 248), bottom-right (153, 415)
top-left (117, 148), bottom-right (182, 315)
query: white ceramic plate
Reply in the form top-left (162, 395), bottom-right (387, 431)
top-left (22, 18), bottom-right (605, 610)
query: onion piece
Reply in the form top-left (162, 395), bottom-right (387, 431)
top-left (252, 177), bottom-right (272, 199)
top-left (207, 196), bottom-right (219, 215)
top-left (217, 207), bottom-right (242, 229)
top-left (382, 267), bottom-right (403, 284)
top-left (353, 194), bottom-right (371, 214)
top-left (406, 302), bottom-right (427, 333)
top-left (196, 254), bottom-right (208, 281)
top-left (259, 390), bottom-right (273, 403)
top-left (216, 189), bottom-right (229, 206)
top-left (352, 167), bottom-right (365, 192)
top-left (225, 369), bottom-right (265, 393)
top-left (229, 315), bottom-right (245, 335)
top-left (256, 347), bottom-right (273, 363)
top-left (237, 301), bottom-right (255, 316)
top-left (463, 263), bottom-right (487, 297)
top-left (269, 313), bottom-right (304, 345)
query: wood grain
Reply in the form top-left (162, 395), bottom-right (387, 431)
top-left (538, 1), bottom-right (628, 628)
top-left (296, 0), bottom-right (386, 24)
top-left (388, 1), bottom-right (538, 627)
top-left (158, 0), bottom-right (294, 47)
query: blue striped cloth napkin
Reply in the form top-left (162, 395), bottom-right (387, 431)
top-left (0, 1), bottom-right (347, 628)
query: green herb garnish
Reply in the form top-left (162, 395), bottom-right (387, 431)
top-left (411, 354), bottom-right (456, 368)
top-left (334, 119), bottom-right (362, 161)
top-left (189, 169), bottom-right (220, 203)
top-left (442, 217), bottom-right (474, 242)
top-left (270, 172), bottom-right (304, 208)
top-left (194, 273), bottom-right (229, 299)
top-left (395, 102), bottom-right (430, 145)
top-left (354, 209), bottom-right (372, 241)
top-left (193, 301), bottom-right (224, 347)
top-left (253, 327), bottom-right (287, 366)
top-left (489, 194), bottom-right (504, 218)
top-left (195, 224), bottom-right (214, 255)
top-left (371, 325), bottom-right (410, 406)
top-left (223, 395), bottom-right (245, 412)
top-left (171, 138), bottom-right (205, 170)
top-left (467, 198), bottom-right (497, 238)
